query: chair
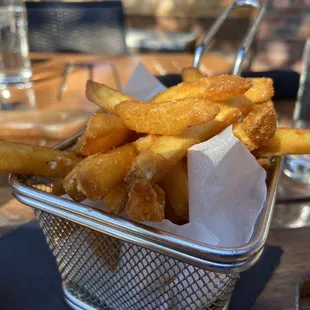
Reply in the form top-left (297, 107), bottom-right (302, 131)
top-left (26, 1), bottom-right (127, 55)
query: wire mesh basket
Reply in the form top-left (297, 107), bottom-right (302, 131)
top-left (11, 131), bottom-right (280, 310)
top-left (10, 1), bottom-right (276, 309)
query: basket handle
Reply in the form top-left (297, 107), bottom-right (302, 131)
top-left (192, 0), bottom-right (266, 75)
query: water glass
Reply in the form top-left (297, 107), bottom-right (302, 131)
top-left (0, 0), bottom-right (32, 84)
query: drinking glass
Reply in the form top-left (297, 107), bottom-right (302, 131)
top-left (0, 0), bottom-right (34, 109)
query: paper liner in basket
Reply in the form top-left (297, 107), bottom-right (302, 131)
top-left (61, 63), bottom-right (266, 309)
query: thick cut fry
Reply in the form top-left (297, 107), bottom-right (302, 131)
top-left (244, 78), bottom-right (274, 103)
top-left (86, 80), bottom-right (132, 113)
top-left (52, 178), bottom-right (65, 196)
top-left (103, 183), bottom-right (128, 215)
top-left (66, 134), bottom-right (154, 202)
top-left (116, 99), bottom-right (220, 135)
top-left (125, 95), bottom-right (252, 189)
top-left (182, 67), bottom-right (204, 83)
top-left (63, 168), bottom-right (87, 202)
top-left (0, 140), bottom-right (81, 178)
top-left (125, 179), bottom-right (165, 222)
top-left (232, 123), bottom-right (258, 151)
top-left (75, 144), bottom-right (138, 200)
top-left (159, 160), bottom-right (189, 224)
top-left (73, 113), bottom-right (133, 156)
top-left (151, 75), bottom-right (252, 103)
top-left (133, 135), bottom-right (159, 153)
top-left (241, 100), bottom-right (276, 145)
top-left (254, 128), bottom-right (310, 157)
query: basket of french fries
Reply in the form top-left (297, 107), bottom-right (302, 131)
top-left (4, 1), bottom-right (310, 309)
top-left (7, 63), bottom-right (309, 309)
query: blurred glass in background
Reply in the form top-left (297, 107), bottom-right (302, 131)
top-left (284, 39), bottom-right (310, 185)
top-left (0, 0), bottom-right (35, 110)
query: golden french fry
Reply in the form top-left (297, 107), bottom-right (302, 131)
top-left (86, 80), bottom-right (133, 113)
top-left (73, 113), bottom-right (133, 156)
top-left (52, 178), bottom-right (65, 196)
top-left (63, 168), bottom-right (86, 202)
top-left (65, 133), bottom-right (158, 202)
top-left (159, 160), bottom-right (189, 223)
top-left (232, 122), bottom-right (258, 151)
top-left (115, 99), bottom-right (220, 135)
top-left (125, 179), bottom-right (165, 222)
top-left (0, 140), bottom-right (81, 178)
top-left (254, 128), bottom-right (310, 157)
top-left (241, 100), bottom-right (276, 145)
top-left (103, 183), bottom-right (128, 215)
top-left (244, 78), bottom-right (274, 103)
top-left (151, 75), bottom-right (252, 103)
top-left (125, 95), bottom-right (252, 189)
top-left (133, 134), bottom-right (159, 153)
top-left (75, 144), bottom-right (138, 200)
top-left (182, 67), bottom-right (204, 83)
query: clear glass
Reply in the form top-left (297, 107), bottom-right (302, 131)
top-left (0, 0), bottom-right (32, 85)
top-left (0, 81), bottom-right (35, 110)
top-left (284, 39), bottom-right (310, 185)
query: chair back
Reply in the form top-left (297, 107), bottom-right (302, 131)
top-left (26, 1), bottom-right (127, 54)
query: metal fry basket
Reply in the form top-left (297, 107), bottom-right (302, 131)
top-left (10, 1), bottom-right (277, 309)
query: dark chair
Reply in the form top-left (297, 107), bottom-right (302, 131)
top-left (26, 1), bottom-right (127, 55)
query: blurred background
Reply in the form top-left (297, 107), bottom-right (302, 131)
top-left (123, 0), bottom-right (308, 72)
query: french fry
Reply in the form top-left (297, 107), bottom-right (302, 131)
top-left (159, 160), bottom-right (189, 223)
top-left (86, 80), bottom-right (133, 113)
top-left (133, 134), bottom-right (159, 153)
top-left (241, 100), bottom-right (276, 145)
top-left (182, 67), bottom-right (204, 83)
top-left (52, 178), bottom-right (65, 196)
top-left (125, 179), bottom-right (165, 222)
top-left (73, 113), bottom-right (133, 156)
top-left (254, 128), bottom-right (310, 157)
top-left (63, 168), bottom-right (86, 202)
top-left (75, 144), bottom-right (138, 200)
top-left (64, 135), bottom-right (156, 202)
top-left (0, 140), bottom-right (81, 178)
top-left (103, 183), bottom-right (128, 215)
top-left (125, 95), bottom-right (253, 189)
top-left (244, 78), bottom-right (274, 103)
top-left (115, 99), bottom-right (220, 135)
top-left (232, 122), bottom-right (258, 151)
top-left (151, 75), bottom-right (253, 103)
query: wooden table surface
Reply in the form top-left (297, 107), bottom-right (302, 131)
top-left (0, 52), bottom-right (309, 310)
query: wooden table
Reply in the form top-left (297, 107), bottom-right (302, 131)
top-left (0, 52), bottom-right (309, 310)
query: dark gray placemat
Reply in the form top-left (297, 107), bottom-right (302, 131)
top-left (0, 222), bottom-right (282, 310)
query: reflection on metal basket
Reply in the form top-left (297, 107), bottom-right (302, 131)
top-left (37, 210), bottom-right (238, 310)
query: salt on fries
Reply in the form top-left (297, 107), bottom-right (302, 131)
top-left (0, 140), bottom-right (80, 178)
top-left (115, 99), bottom-right (220, 135)
top-left (1, 68), bottom-right (310, 223)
